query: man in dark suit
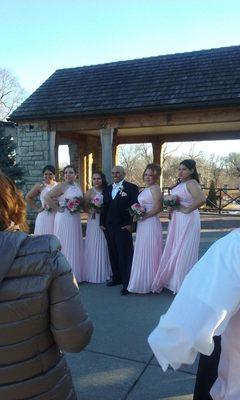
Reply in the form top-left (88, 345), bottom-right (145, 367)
top-left (100, 165), bottom-right (139, 295)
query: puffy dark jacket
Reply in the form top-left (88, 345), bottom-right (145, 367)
top-left (0, 232), bottom-right (93, 400)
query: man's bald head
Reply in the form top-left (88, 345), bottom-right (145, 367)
top-left (112, 165), bottom-right (126, 183)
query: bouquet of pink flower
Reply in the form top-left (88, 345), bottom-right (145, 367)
top-left (89, 195), bottom-right (103, 219)
top-left (163, 194), bottom-right (180, 219)
top-left (128, 203), bottom-right (146, 221)
top-left (65, 197), bottom-right (82, 214)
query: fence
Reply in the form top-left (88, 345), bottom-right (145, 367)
top-left (162, 187), bottom-right (240, 214)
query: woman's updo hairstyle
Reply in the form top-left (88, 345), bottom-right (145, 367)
top-left (42, 165), bottom-right (56, 175)
top-left (142, 163), bottom-right (161, 181)
top-left (63, 165), bottom-right (77, 174)
top-left (180, 159), bottom-right (200, 183)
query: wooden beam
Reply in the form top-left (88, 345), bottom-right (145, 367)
top-left (116, 131), bottom-right (240, 144)
top-left (45, 106), bottom-right (240, 132)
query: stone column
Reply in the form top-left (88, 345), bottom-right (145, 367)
top-left (16, 123), bottom-right (54, 224)
top-left (49, 131), bottom-right (56, 166)
top-left (100, 128), bottom-right (114, 183)
top-left (152, 141), bottom-right (164, 188)
top-left (68, 142), bottom-right (81, 184)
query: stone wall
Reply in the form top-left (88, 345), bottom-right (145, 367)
top-left (16, 124), bottom-right (52, 224)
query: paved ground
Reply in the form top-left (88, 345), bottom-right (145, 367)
top-left (66, 216), bottom-right (239, 400)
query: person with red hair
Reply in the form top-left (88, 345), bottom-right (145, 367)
top-left (0, 173), bottom-right (93, 400)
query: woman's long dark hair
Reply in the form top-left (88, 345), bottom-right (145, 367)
top-left (93, 171), bottom-right (108, 190)
top-left (172, 159), bottom-right (200, 189)
top-left (178, 159), bottom-right (200, 183)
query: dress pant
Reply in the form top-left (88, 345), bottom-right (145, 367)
top-left (105, 226), bottom-right (133, 289)
top-left (193, 336), bottom-right (221, 400)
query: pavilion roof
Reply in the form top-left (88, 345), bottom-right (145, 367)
top-left (10, 45), bottom-right (240, 121)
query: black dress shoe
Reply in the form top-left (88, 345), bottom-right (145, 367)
top-left (107, 280), bottom-right (122, 287)
top-left (120, 288), bottom-right (130, 295)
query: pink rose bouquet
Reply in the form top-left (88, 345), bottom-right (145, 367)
top-left (163, 194), bottom-right (180, 219)
top-left (128, 203), bottom-right (146, 221)
top-left (89, 195), bottom-right (103, 219)
top-left (163, 194), bottom-right (180, 208)
top-left (65, 197), bottom-right (82, 214)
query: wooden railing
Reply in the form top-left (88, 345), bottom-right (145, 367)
top-left (162, 187), bottom-right (240, 214)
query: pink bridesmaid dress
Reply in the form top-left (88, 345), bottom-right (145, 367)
top-left (152, 181), bottom-right (201, 294)
top-left (84, 190), bottom-right (111, 283)
top-left (128, 187), bottom-right (163, 294)
top-left (34, 183), bottom-right (57, 235)
top-left (54, 184), bottom-right (85, 283)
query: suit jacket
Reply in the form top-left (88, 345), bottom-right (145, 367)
top-left (100, 180), bottom-right (139, 229)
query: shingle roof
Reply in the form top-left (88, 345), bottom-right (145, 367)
top-left (10, 45), bottom-right (240, 121)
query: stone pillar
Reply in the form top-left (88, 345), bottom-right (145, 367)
top-left (100, 128), bottom-right (114, 183)
top-left (16, 123), bottom-right (54, 224)
top-left (16, 124), bottom-right (53, 192)
top-left (152, 141), bottom-right (164, 188)
top-left (79, 148), bottom-right (85, 190)
top-left (55, 144), bottom-right (59, 180)
top-left (68, 143), bottom-right (79, 169)
top-left (68, 142), bottom-right (81, 184)
top-left (49, 131), bottom-right (56, 166)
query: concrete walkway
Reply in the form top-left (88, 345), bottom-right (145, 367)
top-left (66, 227), bottom-right (233, 400)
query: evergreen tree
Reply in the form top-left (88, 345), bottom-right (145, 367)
top-left (206, 180), bottom-right (218, 208)
top-left (0, 132), bottom-right (23, 185)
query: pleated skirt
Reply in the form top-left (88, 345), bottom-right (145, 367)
top-left (84, 213), bottom-right (111, 283)
top-left (34, 210), bottom-right (55, 235)
top-left (128, 216), bottom-right (163, 294)
top-left (54, 210), bottom-right (85, 282)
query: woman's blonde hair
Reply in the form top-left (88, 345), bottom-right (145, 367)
top-left (0, 173), bottom-right (28, 231)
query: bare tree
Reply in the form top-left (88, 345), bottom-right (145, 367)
top-left (118, 144), bottom-right (153, 185)
top-left (182, 143), bottom-right (204, 160)
top-left (0, 68), bottom-right (27, 120)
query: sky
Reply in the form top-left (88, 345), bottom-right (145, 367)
top-left (1, 0), bottom-right (240, 158)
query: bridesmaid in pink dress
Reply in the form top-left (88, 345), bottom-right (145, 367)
top-left (128, 164), bottom-right (163, 294)
top-left (84, 171), bottom-right (111, 283)
top-left (152, 159), bottom-right (206, 294)
top-left (26, 165), bottom-right (57, 235)
top-left (45, 165), bottom-right (85, 283)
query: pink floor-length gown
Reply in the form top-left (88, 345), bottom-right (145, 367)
top-left (84, 190), bottom-right (111, 283)
top-left (128, 187), bottom-right (163, 294)
top-left (54, 184), bottom-right (85, 283)
top-left (34, 183), bottom-right (57, 235)
top-left (152, 181), bottom-right (200, 294)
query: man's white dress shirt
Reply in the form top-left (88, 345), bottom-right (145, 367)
top-left (111, 179), bottom-right (124, 200)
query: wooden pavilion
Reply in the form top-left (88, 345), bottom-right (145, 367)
top-left (10, 45), bottom-right (240, 192)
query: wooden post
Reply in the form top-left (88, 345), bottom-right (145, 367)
top-left (113, 144), bottom-right (118, 165)
top-left (152, 141), bottom-right (164, 188)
